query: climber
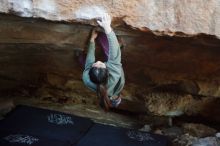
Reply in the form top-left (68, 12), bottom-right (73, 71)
top-left (82, 13), bottom-right (125, 111)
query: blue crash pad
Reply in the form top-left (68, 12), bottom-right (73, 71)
top-left (0, 130), bottom-right (69, 146)
top-left (0, 105), bottom-right (93, 145)
top-left (76, 123), bottom-right (169, 146)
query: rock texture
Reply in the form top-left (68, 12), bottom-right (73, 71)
top-left (0, 0), bottom-right (220, 38)
top-left (143, 92), bottom-right (220, 123)
top-left (0, 2), bottom-right (220, 145)
top-left (173, 134), bottom-right (220, 146)
top-left (183, 123), bottom-right (217, 138)
top-left (1, 0), bottom-right (220, 108)
top-left (0, 14), bottom-right (220, 123)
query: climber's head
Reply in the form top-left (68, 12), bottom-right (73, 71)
top-left (89, 61), bottom-right (108, 85)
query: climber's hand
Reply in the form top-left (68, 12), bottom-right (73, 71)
top-left (97, 13), bottom-right (112, 34)
top-left (90, 29), bottom-right (98, 43)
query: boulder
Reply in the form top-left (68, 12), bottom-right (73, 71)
top-left (182, 123), bottom-right (217, 138)
top-left (0, 0), bottom-right (220, 38)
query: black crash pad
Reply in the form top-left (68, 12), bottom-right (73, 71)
top-left (0, 105), bottom-right (93, 145)
top-left (76, 123), bottom-right (169, 146)
top-left (0, 130), bottom-right (69, 146)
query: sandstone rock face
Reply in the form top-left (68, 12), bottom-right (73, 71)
top-left (0, 0), bottom-right (220, 38)
top-left (173, 134), bottom-right (220, 146)
top-left (0, 14), bottom-right (220, 123)
top-left (182, 123), bottom-right (217, 138)
top-left (144, 92), bottom-right (220, 122)
top-left (0, 2), bottom-right (220, 142)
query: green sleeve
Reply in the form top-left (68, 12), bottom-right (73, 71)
top-left (82, 42), bottom-right (97, 91)
top-left (85, 42), bottom-right (95, 69)
top-left (105, 31), bottom-right (125, 97)
top-left (106, 31), bottom-right (121, 64)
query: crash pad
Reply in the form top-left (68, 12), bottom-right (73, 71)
top-left (76, 123), bottom-right (169, 146)
top-left (0, 130), bottom-right (70, 146)
top-left (0, 105), bottom-right (93, 145)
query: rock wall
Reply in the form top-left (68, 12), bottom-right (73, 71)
top-left (0, 14), bottom-right (220, 124)
top-left (0, 0), bottom-right (220, 38)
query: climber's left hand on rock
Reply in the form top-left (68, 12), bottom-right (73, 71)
top-left (97, 13), bottom-right (112, 34)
